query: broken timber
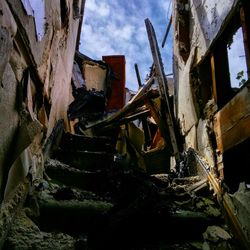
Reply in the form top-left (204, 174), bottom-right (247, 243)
top-left (145, 18), bottom-right (181, 164)
top-left (86, 88), bottom-right (159, 130)
top-left (134, 63), bottom-right (152, 149)
top-left (190, 149), bottom-right (250, 249)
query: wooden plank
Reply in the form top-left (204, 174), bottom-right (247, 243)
top-left (134, 63), bottom-right (142, 87)
top-left (145, 18), bottom-right (180, 162)
top-left (214, 82), bottom-right (250, 153)
top-left (210, 53), bottom-right (217, 103)
top-left (162, 15), bottom-right (172, 48)
top-left (86, 89), bottom-right (159, 129)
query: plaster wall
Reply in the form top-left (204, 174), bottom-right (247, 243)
top-left (173, 0), bottom-right (239, 161)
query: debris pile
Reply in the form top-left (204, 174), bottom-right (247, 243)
top-left (3, 129), bottom-right (240, 249)
top-left (1, 12), bottom-right (245, 250)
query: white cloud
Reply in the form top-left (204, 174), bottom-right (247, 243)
top-left (80, 0), bottom-right (173, 91)
top-left (86, 0), bottom-right (110, 17)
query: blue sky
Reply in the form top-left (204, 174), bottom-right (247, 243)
top-left (79, 0), bottom-right (173, 91)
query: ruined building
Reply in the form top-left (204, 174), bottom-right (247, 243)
top-left (0, 0), bottom-right (249, 249)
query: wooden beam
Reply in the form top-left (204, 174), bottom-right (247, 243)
top-left (145, 18), bottom-right (180, 163)
top-left (86, 89), bottom-right (159, 129)
top-left (118, 109), bottom-right (150, 125)
top-left (134, 63), bottom-right (142, 87)
top-left (162, 15), bottom-right (172, 48)
top-left (145, 99), bottom-right (172, 154)
top-left (210, 53), bottom-right (217, 104)
top-left (213, 82), bottom-right (250, 153)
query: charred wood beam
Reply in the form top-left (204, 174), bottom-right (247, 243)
top-left (118, 110), bottom-right (150, 125)
top-left (86, 89), bottom-right (159, 130)
top-left (145, 18), bottom-right (180, 163)
top-left (134, 63), bottom-right (142, 87)
top-left (96, 107), bottom-right (149, 133)
top-left (141, 118), bottom-right (152, 150)
top-left (134, 63), bottom-right (152, 149)
top-left (129, 75), bottom-right (155, 103)
top-left (162, 15), bottom-right (172, 48)
top-left (144, 99), bottom-right (173, 154)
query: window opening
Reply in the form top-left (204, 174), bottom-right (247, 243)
top-left (227, 27), bottom-right (248, 89)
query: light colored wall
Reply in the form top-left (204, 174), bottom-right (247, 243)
top-left (173, 0), bottom-right (239, 159)
top-left (0, 0), bottom-right (84, 202)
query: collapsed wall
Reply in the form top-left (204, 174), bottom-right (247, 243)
top-left (0, 0), bottom-right (85, 244)
top-left (173, 0), bottom-right (250, 246)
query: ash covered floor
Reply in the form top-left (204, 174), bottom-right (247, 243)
top-left (3, 132), bottom-right (241, 250)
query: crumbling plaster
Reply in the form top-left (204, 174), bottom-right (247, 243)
top-left (173, 0), bottom-right (239, 162)
top-left (0, 0), bottom-right (84, 208)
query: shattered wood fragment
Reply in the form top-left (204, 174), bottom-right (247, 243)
top-left (134, 63), bottom-right (152, 149)
top-left (68, 87), bottom-right (106, 121)
top-left (162, 15), bottom-right (172, 48)
top-left (187, 179), bottom-right (208, 193)
top-left (145, 18), bottom-right (181, 164)
top-left (134, 63), bottom-right (142, 87)
top-left (86, 89), bottom-right (160, 130)
top-left (129, 75), bottom-right (155, 103)
top-left (144, 98), bottom-right (176, 156)
top-left (118, 109), bottom-right (150, 125)
top-left (173, 176), bottom-right (201, 185)
top-left (186, 178), bottom-right (207, 192)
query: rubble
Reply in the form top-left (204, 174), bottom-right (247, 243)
top-left (4, 211), bottom-right (76, 250)
top-left (0, 0), bottom-right (250, 249)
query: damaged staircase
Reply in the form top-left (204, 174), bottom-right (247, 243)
top-left (1, 13), bottom-right (244, 250)
top-left (3, 128), bottom-right (241, 250)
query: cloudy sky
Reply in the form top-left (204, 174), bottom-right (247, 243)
top-left (227, 27), bottom-right (248, 88)
top-left (79, 0), bottom-right (173, 91)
